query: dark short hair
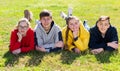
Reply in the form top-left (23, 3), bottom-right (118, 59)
top-left (96, 16), bottom-right (110, 25)
top-left (39, 10), bottom-right (52, 19)
top-left (98, 16), bottom-right (110, 21)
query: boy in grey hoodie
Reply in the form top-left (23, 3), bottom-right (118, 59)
top-left (34, 10), bottom-right (64, 52)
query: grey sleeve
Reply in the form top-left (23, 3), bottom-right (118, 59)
top-left (35, 27), bottom-right (43, 47)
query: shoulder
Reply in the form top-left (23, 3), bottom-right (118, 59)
top-left (62, 26), bottom-right (67, 32)
top-left (90, 26), bottom-right (97, 32)
top-left (34, 24), bottom-right (39, 30)
top-left (109, 26), bottom-right (117, 31)
top-left (27, 28), bottom-right (34, 34)
top-left (34, 23), bottom-right (42, 33)
top-left (10, 29), bottom-right (18, 38)
top-left (61, 26), bottom-right (68, 37)
top-left (89, 26), bottom-right (99, 35)
top-left (11, 29), bottom-right (18, 34)
top-left (108, 26), bottom-right (117, 33)
top-left (54, 24), bottom-right (61, 30)
top-left (52, 22), bottom-right (61, 31)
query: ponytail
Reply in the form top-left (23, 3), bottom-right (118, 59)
top-left (65, 26), bottom-right (69, 49)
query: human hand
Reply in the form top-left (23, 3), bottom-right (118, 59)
top-left (107, 41), bottom-right (118, 49)
top-left (12, 48), bottom-right (21, 55)
top-left (74, 48), bottom-right (80, 54)
top-left (73, 27), bottom-right (79, 38)
top-left (55, 41), bottom-right (64, 48)
top-left (91, 48), bottom-right (104, 54)
top-left (36, 46), bottom-right (46, 52)
top-left (17, 32), bottom-right (22, 42)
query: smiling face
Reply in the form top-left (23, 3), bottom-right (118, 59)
top-left (18, 21), bottom-right (29, 36)
top-left (40, 16), bottom-right (52, 30)
top-left (97, 19), bottom-right (110, 35)
top-left (68, 18), bottom-right (80, 32)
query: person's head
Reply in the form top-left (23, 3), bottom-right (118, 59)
top-left (39, 10), bottom-right (52, 29)
top-left (17, 18), bottom-right (30, 36)
top-left (96, 16), bottom-right (110, 35)
top-left (66, 16), bottom-right (80, 32)
top-left (24, 9), bottom-right (33, 22)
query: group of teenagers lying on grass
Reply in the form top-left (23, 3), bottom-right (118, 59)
top-left (9, 9), bottom-right (118, 55)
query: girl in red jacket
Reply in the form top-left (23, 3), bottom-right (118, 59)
top-left (10, 18), bottom-right (34, 55)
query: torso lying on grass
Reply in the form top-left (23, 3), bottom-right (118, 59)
top-left (62, 17), bottom-right (90, 52)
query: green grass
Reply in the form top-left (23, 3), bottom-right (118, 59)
top-left (0, 0), bottom-right (120, 71)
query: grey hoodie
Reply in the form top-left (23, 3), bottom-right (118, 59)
top-left (34, 21), bottom-right (62, 52)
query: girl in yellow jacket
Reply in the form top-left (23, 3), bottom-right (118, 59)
top-left (62, 16), bottom-right (90, 53)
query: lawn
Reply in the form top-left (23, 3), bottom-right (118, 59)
top-left (0, 0), bottom-right (120, 71)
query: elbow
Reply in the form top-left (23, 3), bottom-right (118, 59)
top-left (80, 46), bottom-right (88, 51)
top-left (9, 46), bottom-right (14, 53)
top-left (29, 46), bottom-right (35, 51)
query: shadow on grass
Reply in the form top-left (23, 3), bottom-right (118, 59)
top-left (3, 50), bottom-right (62, 67)
top-left (60, 50), bottom-right (88, 64)
top-left (3, 51), bottom-right (27, 67)
top-left (3, 51), bottom-right (47, 67)
top-left (26, 50), bottom-right (61, 66)
top-left (26, 50), bottom-right (47, 66)
top-left (94, 50), bottom-right (118, 63)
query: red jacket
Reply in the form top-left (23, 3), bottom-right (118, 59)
top-left (10, 28), bottom-right (34, 53)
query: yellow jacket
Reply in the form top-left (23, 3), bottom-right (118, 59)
top-left (62, 22), bottom-right (90, 51)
